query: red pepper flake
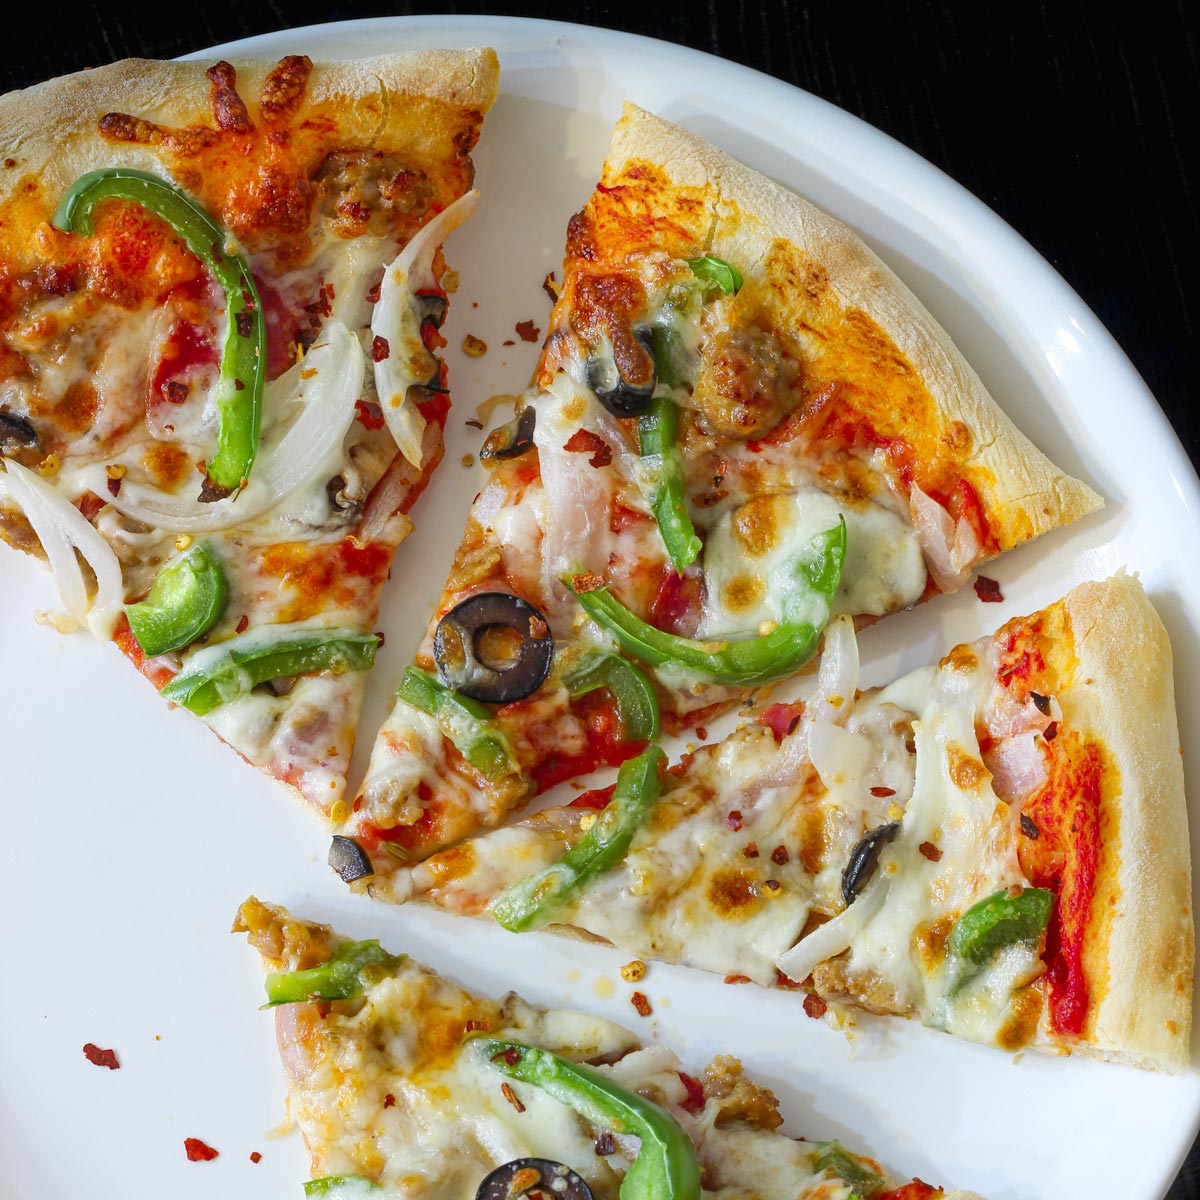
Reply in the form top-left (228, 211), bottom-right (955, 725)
top-left (569, 570), bottom-right (605, 594)
top-left (771, 845), bottom-right (790, 865)
top-left (542, 272), bottom-right (560, 302)
top-left (594, 1130), bottom-right (617, 1155)
top-left (383, 1093), bottom-right (396, 1108)
top-left (774, 969), bottom-right (803, 991)
top-left (974, 575), bottom-right (1004, 603)
top-left (742, 841), bottom-right (759, 859)
top-left (630, 991), bottom-right (652, 1016)
top-left (1044, 721), bottom-right (1059, 741)
top-left (563, 428), bottom-right (613, 468)
top-left (515, 319), bottom-right (540, 343)
top-left (82, 1043), bottom-right (119, 1069)
top-left (869, 786), bottom-right (896, 797)
top-left (529, 615), bottom-right (550, 639)
top-left (465, 418), bottom-right (484, 430)
top-left (1020, 812), bottom-right (1040, 839)
top-left (372, 335), bottom-right (390, 362)
top-left (500, 1082), bottom-right (526, 1113)
top-left (464, 1018), bottom-right (491, 1032)
top-left (106, 476), bottom-right (122, 497)
top-left (235, 614), bottom-right (249, 634)
top-left (165, 380), bottom-right (189, 404)
top-left (354, 399), bottom-right (386, 430)
top-left (374, 630), bottom-right (386, 647)
top-left (365, 278), bottom-right (382, 305)
top-left (249, 1152), bottom-right (262, 1164)
top-left (184, 1138), bottom-right (219, 1162)
top-left (725, 810), bottom-right (743, 831)
top-left (695, 725), bottom-right (708, 740)
top-left (918, 841), bottom-right (943, 862)
top-left (677, 1072), bottom-right (706, 1114)
top-left (723, 974), bottom-right (752, 985)
top-left (502, 339), bottom-right (516, 346)
top-left (803, 994), bottom-right (828, 1019)
top-left (491, 1047), bottom-right (521, 1066)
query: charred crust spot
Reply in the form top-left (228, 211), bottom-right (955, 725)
top-left (97, 112), bottom-right (164, 145)
top-left (259, 55), bottom-right (313, 125)
top-left (206, 61), bottom-right (253, 134)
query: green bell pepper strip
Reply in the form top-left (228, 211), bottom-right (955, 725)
top-left (638, 393), bottom-right (701, 571)
top-left (947, 886), bottom-right (1054, 970)
top-left (303, 1180), bottom-right (380, 1198)
top-left (686, 255), bottom-right (742, 295)
top-left (566, 519), bottom-right (845, 687)
top-left (161, 629), bottom-right (379, 716)
top-left (477, 1038), bottom-right (700, 1200)
top-left (810, 1142), bottom-right (884, 1198)
top-left (53, 167), bottom-right (266, 496)
top-left (562, 650), bottom-right (660, 744)
top-left (264, 940), bottom-right (399, 1007)
top-left (396, 666), bottom-right (519, 782)
top-left (123, 541), bottom-right (229, 658)
top-left (492, 746), bottom-right (665, 932)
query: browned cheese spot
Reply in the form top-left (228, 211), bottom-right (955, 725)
top-left (706, 869), bottom-right (760, 920)
top-left (731, 494), bottom-right (781, 557)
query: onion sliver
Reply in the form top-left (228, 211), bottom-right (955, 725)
top-left (372, 190), bottom-right (478, 468)
top-left (0, 457), bottom-right (124, 638)
top-left (910, 483), bottom-right (977, 593)
top-left (88, 321), bottom-right (364, 534)
top-left (775, 874), bottom-right (890, 984)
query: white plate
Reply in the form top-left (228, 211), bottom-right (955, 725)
top-left (1, 16), bottom-right (1196, 1200)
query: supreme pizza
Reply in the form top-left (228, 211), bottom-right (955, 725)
top-left (353, 574), bottom-right (1192, 1071)
top-left (0, 50), bottom-right (498, 810)
top-left (343, 103), bottom-right (1101, 867)
top-left (237, 897), bottom-right (983, 1199)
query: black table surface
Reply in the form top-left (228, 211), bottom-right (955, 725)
top-left (4, 3), bottom-right (1197, 1195)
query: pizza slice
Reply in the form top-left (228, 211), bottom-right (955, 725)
top-left (0, 51), bottom-right (497, 810)
top-left (362, 574), bottom-right (1192, 1072)
top-left (236, 896), bottom-right (982, 1199)
top-left (346, 103), bottom-right (1101, 864)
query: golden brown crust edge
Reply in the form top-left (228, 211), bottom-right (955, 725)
top-left (606, 103), bottom-right (1102, 553)
top-left (1055, 574), bottom-right (1193, 1070)
top-left (0, 49), bottom-right (499, 206)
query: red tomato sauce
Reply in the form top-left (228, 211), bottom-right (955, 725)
top-left (1017, 733), bottom-right (1103, 1037)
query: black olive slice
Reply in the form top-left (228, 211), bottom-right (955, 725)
top-left (415, 290), bottom-right (449, 329)
top-left (841, 821), bottom-right (900, 907)
top-left (0, 410), bottom-right (38, 449)
top-left (434, 592), bottom-right (554, 704)
top-left (481, 407), bottom-right (536, 461)
top-left (475, 1159), bottom-right (593, 1200)
top-left (586, 327), bottom-right (656, 418)
top-left (328, 835), bottom-right (374, 883)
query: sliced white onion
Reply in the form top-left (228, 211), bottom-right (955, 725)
top-left (0, 458), bottom-right (124, 639)
top-left (775, 875), bottom-right (889, 983)
top-left (808, 613), bottom-right (859, 727)
top-left (909, 483), bottom-right (977, 593)
top-left (759, 614), bottom-right (859, 788)
top-left (372, 190), bottom-right (479, 467)
top-left (984, 731), bottom-right (1048, 805)
top-left (83, 321), bottom-right (364, 534)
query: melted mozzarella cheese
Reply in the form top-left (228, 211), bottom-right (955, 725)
top-left (781, 643), bottom-right (1043, 1046)
top-left (699, 488), bottom-right (926, 638)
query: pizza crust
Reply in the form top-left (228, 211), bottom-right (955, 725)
top-left (0, 49), bottom-right (499, 212)
top-left (1054, 573), bottom-right (1193, 1070)
top-left (606, 103), bottom-right (1102, 553)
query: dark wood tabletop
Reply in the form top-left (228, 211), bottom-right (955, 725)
top-left (5, 2), bottom-right (1197, 1194)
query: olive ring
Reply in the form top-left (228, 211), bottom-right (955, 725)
top-left (433, 592), bottom-right (554, 704)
